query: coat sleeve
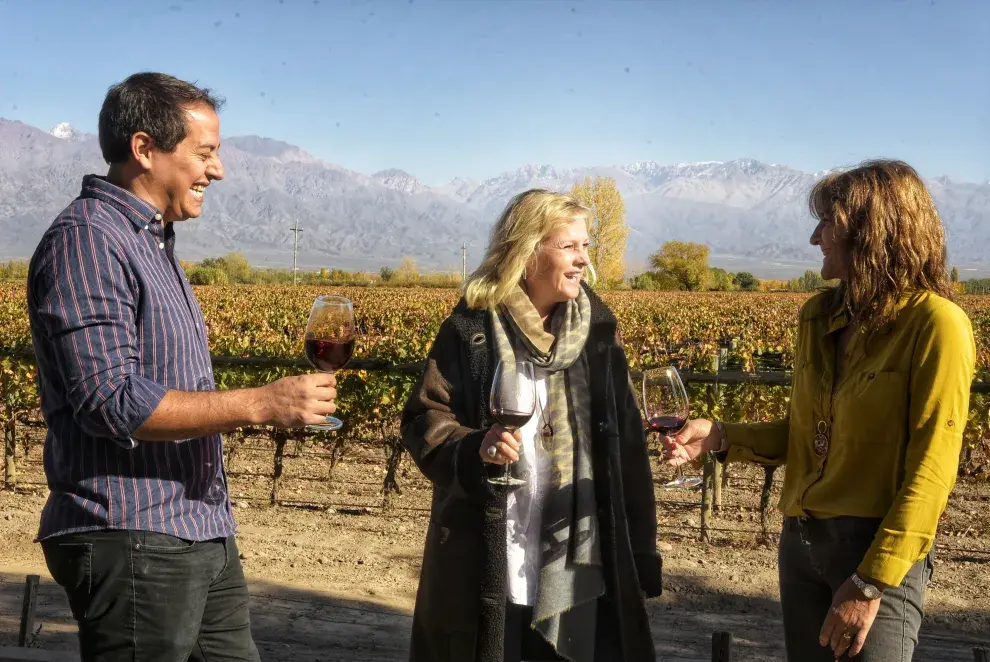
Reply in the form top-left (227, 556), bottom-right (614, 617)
top-left (400, 318), bottom-right (488, 502)
top-left (613, 342), bottom-right (664, 598)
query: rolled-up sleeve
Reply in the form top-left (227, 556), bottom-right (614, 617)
top-left (32, 226), bottom-right (168, 445)
top-left (859, 303), bottom-right (976, 586)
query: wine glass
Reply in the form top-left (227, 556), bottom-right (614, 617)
top-left (303, 295), bottom-right (356, 431)
top-left (487, 360), bottom-right (536, 488)
top-left (641, 366), bottom-right (701, 489)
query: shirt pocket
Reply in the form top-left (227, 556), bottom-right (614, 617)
top-left (847, 370), bottom-right (908, 446)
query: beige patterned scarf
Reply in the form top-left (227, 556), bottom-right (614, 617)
top-left (490, 284), bottom-right (604, 662)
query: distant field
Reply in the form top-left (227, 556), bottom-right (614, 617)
top-left (2, 284), bottom-right (989, 475)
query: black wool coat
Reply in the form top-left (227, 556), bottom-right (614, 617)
top-left (400, 284), bottom-right (663, 661)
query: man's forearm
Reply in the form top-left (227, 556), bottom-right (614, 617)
top-left (132, 388), bottom-right (266, 442)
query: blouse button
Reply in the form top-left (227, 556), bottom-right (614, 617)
top-left (159, 242), bottom-right (166, 249)
top-left (947, 420), bottom-right (955, 427)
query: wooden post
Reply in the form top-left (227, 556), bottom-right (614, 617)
top-left (270, 431), bottom-right (287, 506)
top-left (712, 631), bottom-right (733, 661)
top-left (974, 647), bottom-right (989, 662)
top-left (713, 459), bottom-right (723, 513)
top-left (18, 575), bottom-right (39, 647)
top-left (3, 421), bottom-right (15, 491)
top-left (2, 370), bottom-right (15, 491)
top-left (711, 346), bottom-right (727, 515)
top-left (759, 465), bottom-right (777, 543)
top-left (701, 454), bottom-right (714, 544)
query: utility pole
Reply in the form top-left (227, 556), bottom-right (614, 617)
top-left (461, 242), bottom-right (467, 282)
top-left (289, 220), bottom-right (303, 285)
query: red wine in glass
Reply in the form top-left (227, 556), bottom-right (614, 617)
top-left (492, 408), bottom-right (534, 431)
top-left (647, 415), bottom-right (686, 436)
top-left (303, 295), bottom-right (356, 432)
top-left (305, 338), bottom-right (354, 372)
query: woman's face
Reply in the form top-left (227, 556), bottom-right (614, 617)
top-left (810, 214), bottom-right (851, 282)
top-left (524, 217), bottom-right (591, 312)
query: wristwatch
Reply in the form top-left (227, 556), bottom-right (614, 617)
top-left (850, 572), bottom-right (883, 600)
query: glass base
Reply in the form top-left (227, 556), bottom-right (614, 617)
top-left (488, 475), bottom-right (526, 488)
top-left (663, 476), bottom-right (703, 490)
top-left (307, 416), bottom-right (343, 432)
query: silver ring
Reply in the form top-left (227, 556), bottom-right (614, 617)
top-left (326, 414), bottom-right (335, 423)
top-left (487, 445), bottom-right (498, 458)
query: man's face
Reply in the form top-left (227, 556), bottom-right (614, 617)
top-left (149, 104), bottom-right (224, 222)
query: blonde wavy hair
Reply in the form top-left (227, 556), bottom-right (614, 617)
top-left (463, 189), bottom-right (595, 310)
top-left (809, 159), bottom-right (954, 332)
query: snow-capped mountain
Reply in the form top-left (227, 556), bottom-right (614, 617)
top-left (2, 117), bottom-right (988, 277)
top-left (48, 122), bottom-right (90, 142)
top-left (371, 169), bottom-right (429, 195)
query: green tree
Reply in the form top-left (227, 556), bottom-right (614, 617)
top-left (951, 266), bottom-right (960, 283)
top-left (570, 176), bottom-right (628, 288)
top-left (648, 241), bottom-right (710, 291)
top-left (379, 266), bottom-right (395, 282)
top-left (708, 267), bottom-right (734, 291)
top-left (734, 272), bottom-right (760, 291)
top-left (187, 266), bottom-right (229, 285)
top-left (221, 252), bottom-right (252, 283)
top-left (630, 271), bottom-right (683, 291)
top-left (395, 256), bottom-right (419, 282)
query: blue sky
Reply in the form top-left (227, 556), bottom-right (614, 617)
top-left (1, 0), bottom-right (988, 185)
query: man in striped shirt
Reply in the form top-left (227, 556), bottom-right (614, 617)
top-left (27, 72), bottom-right (337, 661)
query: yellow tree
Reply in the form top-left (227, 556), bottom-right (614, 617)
top-left (569, 176), bottom-right (628, 288)
top-left (649, 241), bottom-right (711, 291)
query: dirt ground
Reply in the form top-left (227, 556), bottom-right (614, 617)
top-left (1, 437), bottom-right (988, 661)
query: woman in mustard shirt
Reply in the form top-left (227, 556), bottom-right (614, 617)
top-left (666, 159), bottom-right (975, 662)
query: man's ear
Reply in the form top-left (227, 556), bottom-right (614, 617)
top-left (130, 132), bottom-right (155, 171)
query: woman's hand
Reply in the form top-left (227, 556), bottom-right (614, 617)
top-left (662, 418), bottom-right (723, 466)
top-left (819, 575), bottom-right (884, 658)
top-left (479, 424), bottom-right (522, 465)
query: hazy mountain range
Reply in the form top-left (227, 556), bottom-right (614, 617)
top-left (2, 118), bottom-right (988, 279)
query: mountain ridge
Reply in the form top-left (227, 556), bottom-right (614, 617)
top-left (3, 117), bottom-right (988, 278)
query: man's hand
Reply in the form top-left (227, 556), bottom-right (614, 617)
top-left (479, 425), bottom-right (522, 465)
top-left (819, 575), bottom-right (884, 659)
top-left (662, 418), bottom-right (722, 466)
top-left (254, 373), bottom-right (337, 428)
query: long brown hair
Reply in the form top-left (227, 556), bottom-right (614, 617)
top-left (809, 159), bottom-right (954, 332)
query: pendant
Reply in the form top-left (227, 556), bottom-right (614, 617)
top-left (540, 422), bottom-right (554, 452)
top-left (814, 420), bottom-right (830, 457)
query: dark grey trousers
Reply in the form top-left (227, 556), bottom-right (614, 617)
top-left (779, 516), bottom-right (932, 661)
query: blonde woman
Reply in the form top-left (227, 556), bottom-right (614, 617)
top-left (401, 189), bottom-right (663, 662)
top-left (665, 160), bottom-right (975, 661)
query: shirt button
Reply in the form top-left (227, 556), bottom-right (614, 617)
top-left (154, 213), bottom-right (163, 221)
top-left (143, 225), bottom-right (149, 230)
top-left (159, 242), bottom-right (166, 249)
top-left (947, 420), bottom-right (955, 427)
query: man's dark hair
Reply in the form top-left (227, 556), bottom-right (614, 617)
top-left (98, 72), bottom-right (225, 165)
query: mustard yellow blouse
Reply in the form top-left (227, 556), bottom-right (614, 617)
top-left (722, 288), bottom-right (976, 587)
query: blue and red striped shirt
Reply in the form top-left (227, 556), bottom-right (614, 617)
top-left (27, 175), bottom-right (235, 542)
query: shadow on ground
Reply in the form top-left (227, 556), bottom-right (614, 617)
top-left (1, 571), bottom-right (987, 661)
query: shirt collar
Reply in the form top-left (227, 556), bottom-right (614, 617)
top-left (80, 174), bottom-right (168, 238)
top-left (825, 286), bottom-right (921, 336)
